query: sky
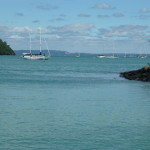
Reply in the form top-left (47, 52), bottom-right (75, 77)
top-left (0, 0), bottom-right (150, 54)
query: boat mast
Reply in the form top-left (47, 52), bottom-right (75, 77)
top-left (113, 40), bottom-right (115, 57)
top-left (29, 32), bottom-right (32, 54)
top-left (39, 28), bottom-right (42, 55)
top-left (44, 38), bottom-right (51, 56)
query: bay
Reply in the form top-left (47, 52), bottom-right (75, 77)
top-left (0, 56), bottom-right (150, 150)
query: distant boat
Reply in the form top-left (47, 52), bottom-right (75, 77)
top-left (22, 29), bottom-right (50, 60)
top-left (139, 56), bottom-right (147, 59)
top-left (138, 53), bottom-right (147, 59)
top-left (76, 52), bottom-right (80, 58)
top-left (105, 55), bottom-right (118, 59)
top-left (107, 41), bottom-right (118, 59)
top-left (97, 55), bottom-right (106, 58)
top-left (97, 55), bottom-right (118, 58)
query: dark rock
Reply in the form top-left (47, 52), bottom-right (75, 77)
top-left (120, 66), bottom-right (150, 82)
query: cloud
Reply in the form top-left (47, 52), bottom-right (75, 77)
top-left (0, 24), bottom-right (94, 41)
top-left (0, 25), bottom-right (51, 37)
top-left (113, 13), bottom-right (124, 17)
top-left (37, 4), bottom-right (59, 10)
top-left (98, 25), bottom-right (149, 39)
top-left (77, 14), bottom-right (91, 18)
top-left (47, 23), bottom-right (94, 39)
top-left (49, 17), bottom-right (65, 22)
top-left (97, 14), bottom-right (109, 18)
top-left (48, 14), bottom-right (66, 22)
top-left (0, 25), bottom-right (31, 45)
top-left (138, 15), bottom-right (150, 19)
top-left (92, 3), bottom-right (115, 9)
top-left (1, 24), bottom-right (150, 53)
top-left (32, 20), bottom-right (40, 24)
top-left (9, 35), bottom-right (24, 39)
top-left (1, 24), bottom-right (149, 41)
top-left (10, 26), bottom-right (32, 33)
top-left (0, 24), bottom-right (94, 40)
top-left (57, 23), bottom-right (94, 32)
top-left (140, 8), bottom-right (150, 13)
top-left (0, 25), bottom-right (25, 35)
top-left (59, 14), bottom-right (66, 17)
top-left (15, 12), bottom-right (24, 16)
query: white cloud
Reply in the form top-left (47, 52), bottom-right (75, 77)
top-left (92, 3), bottom-right (115, 9)
top-left (10, 27), bottom-right (32, 33)
top-left (32, 20), bottom-right (40, 24)
top-left (46, 23), bottom-right (94, 39)
top-left (1, 24), bottom-right (150, 53)
top-left (140, 8), bottom-right (150, 13)
top-left (59, 23), bottom-right (94, 32)
top-left (97, 14), bottom-right (109, 18)
top-left (49, 17), bottom-right (65, 22)
top-left (37, 5), bottom-right (58, 10)
top-left (138, 15), bottom-right (150, 19)
top-left (0, 24), bottom-right (94, 42)
top-left (15, 12), bottom-right (24, 16)
top-left (78, 14), bottom-right (91, 18)
top-left (9, 35), bottom-right (24, 39)
top-left (113, 13), bottom-right (124, 17)
top-left (98, 25), bottom-right (149, 39)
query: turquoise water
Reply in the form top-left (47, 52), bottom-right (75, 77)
top-left (0, 56), bottom-right (150, 150)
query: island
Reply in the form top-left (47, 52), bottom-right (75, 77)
top-left (120, 65), bottom-right (150, 82)
top-left (0, 39), bottom-right (15, 55)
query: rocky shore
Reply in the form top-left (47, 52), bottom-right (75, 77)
top-left (120, 65), bottom-right (150, 82)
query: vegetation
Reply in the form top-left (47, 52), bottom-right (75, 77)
top-left (0, 39), bottom-right (15, 55)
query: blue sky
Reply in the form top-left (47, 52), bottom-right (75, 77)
top-left (0, 0), bottom-right (150, 54)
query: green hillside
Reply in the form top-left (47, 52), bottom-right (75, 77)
top-left (0, 39), bottom-right (15, 55)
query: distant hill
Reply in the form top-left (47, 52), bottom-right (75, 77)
top-left (0, 39), bottom-right (15, 55)
top-left (15, 50), bottom-right (97, 57)
top-left (15, 50), bottom-right (150, 57)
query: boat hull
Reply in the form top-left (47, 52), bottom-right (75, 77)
top-left (22, 54), bottom-right (49, 60)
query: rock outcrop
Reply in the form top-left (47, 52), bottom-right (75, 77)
top-left (120, 65), bottom-right (150, 81)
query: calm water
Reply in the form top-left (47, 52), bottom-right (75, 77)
top-left (0, 56), bottom-right (150, 150)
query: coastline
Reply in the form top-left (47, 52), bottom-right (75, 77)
top-left (120, 65), bottom-right (150, 81)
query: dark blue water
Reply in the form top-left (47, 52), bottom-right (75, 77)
top-left (0, 56), bottom-right (150, 150)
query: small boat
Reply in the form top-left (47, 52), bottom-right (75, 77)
top-left (22, 29), bottom-right (50, 60)
top-left (105, 56), bottom-right (118, 59)
top-left (76, 52), bottom-right (80, 58)
top-left (138, 55), bottom-right (147, 59)
top-left (97, 55), bottom-right (106, 58)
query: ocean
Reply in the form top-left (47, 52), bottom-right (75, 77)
top-left (0, 56), bottom-right (150, 150)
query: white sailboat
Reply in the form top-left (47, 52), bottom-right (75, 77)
top-left (97, 55), bottom-right (106, 58)
top-left (105, 54), bottom-right (118, 59)
top-left (97, 41), bottom-right (118, 59)
top-left (22, 29), bottom-right (50, 60)
top-left (106, 40), bottom-right (118, 58)
top-left (76, 52), bottom-right (80, 58)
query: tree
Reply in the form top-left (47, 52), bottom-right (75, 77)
top-left (0, 39), bottom-right (15, 55)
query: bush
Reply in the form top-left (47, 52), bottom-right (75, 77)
top-left (0, 39), bottom-right (15, 55)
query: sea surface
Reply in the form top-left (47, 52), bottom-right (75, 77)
top-left (0, 56), bottom-right (150, 150)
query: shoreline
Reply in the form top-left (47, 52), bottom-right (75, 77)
top-left (120, 65), bottom-right (150, 82)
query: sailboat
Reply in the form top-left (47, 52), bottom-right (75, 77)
top-left (97, 55), bottom-right (106, 58)
top-left (76, 52), bottom-right (80, 58)
top-left (105, 54), bottom-right (118, 59)
top-left (106, 41), bottom-right (118, 58)
top-left (22, 29), bottom-right (50, 60)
